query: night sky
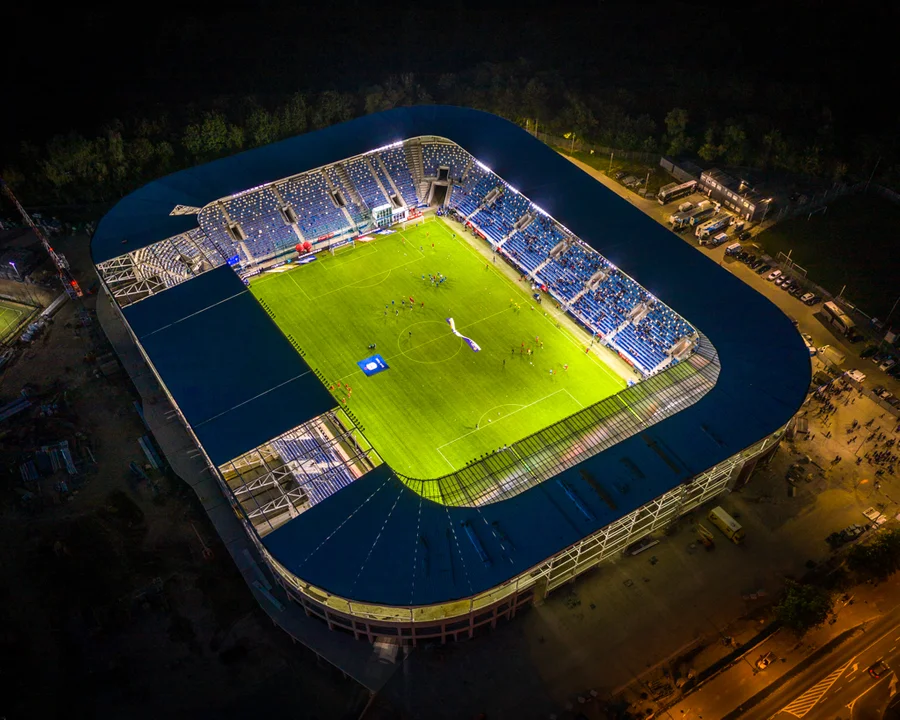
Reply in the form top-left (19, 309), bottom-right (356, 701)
top-left (4, 0), bottom-right (896, 156)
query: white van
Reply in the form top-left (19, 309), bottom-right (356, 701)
top-left (678, 201), bottom-right (694, 212)
top-left (725, 242), bottom-right (742, 256)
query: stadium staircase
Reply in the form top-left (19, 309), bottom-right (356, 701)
top-left (495, 230), bottom-right (515, 250)
top-left (375, 155), bottom-right (406, 205)
top-left (321, 169), bottom-right (357, 230)
top-left (564, 285), bottom-right (590, 310)
top-left (405, 141), bottom-right (429, 203)
top-left (365, 157), bottom-right (394, 207)
top-left (460, 157), bottom-right (475, 181)
top-left (270, 186), bottom-right (306, 242)
top-left (334, 164), bottom-right (367, 212)
top-left (531, 257), bottom-right (553, 280)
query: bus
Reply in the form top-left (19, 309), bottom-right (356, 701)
top-left (658, 180), bottom-right (697, 205)
top-left (708, 506), bottom-right (744, 544)
top-left (823, 301), bottom-right (855, 336)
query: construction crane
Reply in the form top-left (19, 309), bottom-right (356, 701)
top-left (0, 177), bottom-right (83, 297)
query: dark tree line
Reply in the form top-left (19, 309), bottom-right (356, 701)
top-left (2, 62), bottom-right (897, 214)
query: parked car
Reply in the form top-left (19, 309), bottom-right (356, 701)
top-left (860, 346), bottom-right (879, 359)
top-left (738, 230), bottom-right (752, 241)
top-left (800, 292), bottom-right (815, 304)
top-left (880, 358), bottom-right (897, 372)
top-left (868, 659), bottom-right (890, 678)
top-left (613, 170), bottom-right (626, 180)
top-left (804, 294), bottom-right (821, 307)
top-left (790, 286), bottom-right (805, 298)
top-left (847, 328), bottom-right (865, 344)
top-left (767, 269), bottom-right (782, 281)
top-left (756, 652), bottom-right (776, 670)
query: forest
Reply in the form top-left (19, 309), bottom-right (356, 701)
top-left (2, 3), bottom-right (896, 215)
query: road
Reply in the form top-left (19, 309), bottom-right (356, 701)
top-left (752, 607), bottom-right (900, 719)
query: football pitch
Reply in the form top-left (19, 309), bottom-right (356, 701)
top-left (0, 300), bottom-right (29, 343)
top-left (250, 218), bottom-right (627, 479)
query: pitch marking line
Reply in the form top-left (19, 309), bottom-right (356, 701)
top-left (436, 446), bottom-right (456, 472)
top-left (781, 660), bottom-right (852, 717)
top-left (437, 389), bottom-right (571, 452)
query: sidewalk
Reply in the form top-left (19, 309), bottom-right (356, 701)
top-left (664, 575), bottom-right (900, 719)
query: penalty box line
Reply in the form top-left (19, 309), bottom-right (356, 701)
top-left (436, 388), bottom-right (571, 454)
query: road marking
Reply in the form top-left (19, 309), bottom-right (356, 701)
top-left (847, 673), bottom-right (892, 710)
top-left (781, 661), bottom-right (852, 717)
top-left (892, 646), bottom-right (898, 652)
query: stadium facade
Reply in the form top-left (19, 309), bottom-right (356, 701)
top-left (92, 106), bottom-right (811, 644)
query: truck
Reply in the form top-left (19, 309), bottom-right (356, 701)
top-left (689, 204), bottom-right (717, 226)
top-left (708, 506), bottom-right (744, 544)
top-left (668, 200), bottom-right (709, 227)
top-left (818, 344), bottom-right (846, 367)
top-left (695, 214), bottom-right (730, 239)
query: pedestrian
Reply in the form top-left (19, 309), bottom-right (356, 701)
top-left (391, 300), bottom-right (395, 305)
top-left (408, 331), bottom-right (412, 338)
top-left (503, 359), bottom-right (506, 368)
top-left (421, 301), bottom-right (424, 308)
top-left (564, 364), bottom-right (568, 372)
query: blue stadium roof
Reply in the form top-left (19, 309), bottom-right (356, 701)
top-left (94, 106), bottom-right (811, 607)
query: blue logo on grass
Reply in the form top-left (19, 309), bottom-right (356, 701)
top-left (357, 354), bottom-right (389, 377)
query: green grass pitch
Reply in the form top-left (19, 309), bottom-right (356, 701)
top-left (0, 301), bottom-right (28, 342)
top-left (250, 218), bottom-right (627, 479)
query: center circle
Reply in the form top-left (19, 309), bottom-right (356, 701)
top-left (398, 320), bottom-right (464, 364)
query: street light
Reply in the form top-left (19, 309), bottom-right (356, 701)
top-left (761, 198), bottom-right (774, 222)
top-left (9, 260), bottom-right (20, 280)
top-left (885, 294), bottom-right (900, 327)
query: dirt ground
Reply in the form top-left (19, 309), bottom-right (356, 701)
top-left (0, 234), bottom-right (370, 720)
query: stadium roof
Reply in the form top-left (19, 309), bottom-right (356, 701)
top-left (93, 106), bottom-right (811, 607)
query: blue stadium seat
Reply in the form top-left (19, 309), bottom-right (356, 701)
top-left (379, 147), bottom-right (420, 207)
top-left (323, 167), bottom-right (367, 224)
top-left (345, 158), bottom-right (389, 209)
top-left (422, 143), bottom-right (470, 179)
top-left (277, 174), bottom-right (351, 240)
top-left (448, 165), bottom-right (498, 217)
top-left (538, 241), bottom-right (609, 301)
top-left (224, 188), bottom-right (299, 260)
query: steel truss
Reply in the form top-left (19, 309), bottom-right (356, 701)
top-left (96, 231), bottom-right (226, 307)
top-left (219, 411), bottom-right (376, 537)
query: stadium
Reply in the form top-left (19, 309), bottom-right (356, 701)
top-left (92, 106), bottom-right (811, 644)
